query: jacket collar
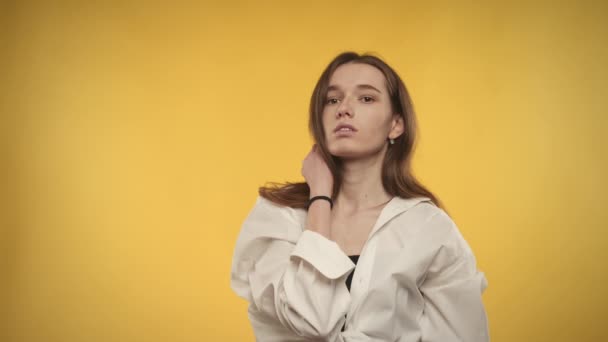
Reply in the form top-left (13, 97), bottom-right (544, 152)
top-left (368, 195), bottom-right (432, 238)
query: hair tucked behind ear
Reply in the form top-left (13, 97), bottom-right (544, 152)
top-left (258, 51), bottom-right (446, 213)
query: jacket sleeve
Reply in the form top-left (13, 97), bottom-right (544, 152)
top-left (418, 212), bottom-right (490, 342)
top-left (230, 196), bottom-right (356, 339)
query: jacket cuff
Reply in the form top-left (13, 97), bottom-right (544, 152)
top-left (290, 230), bottom-right (356, 280)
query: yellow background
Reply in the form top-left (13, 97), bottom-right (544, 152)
top-left (2, 1), bottom-right (607, 341)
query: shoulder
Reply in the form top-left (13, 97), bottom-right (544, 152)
top-left (239, 195), bottom-right (301, 240)
top-left (247, 195), bottom-right (293, 219)
top-left (393, 197), bottom-right (450, 230)
top-left (392, 199), bottom-right (473, 257)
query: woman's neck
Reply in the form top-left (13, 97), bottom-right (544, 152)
top-left (335, 155), bottom-right (392, 214)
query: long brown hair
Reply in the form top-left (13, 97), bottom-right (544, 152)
top-left (258, 51), bottom-right (446, 212)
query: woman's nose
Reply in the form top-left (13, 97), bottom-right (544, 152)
top-left (336, 98), bottom-right (353, 118)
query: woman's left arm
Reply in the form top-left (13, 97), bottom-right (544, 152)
top-left (418, 212), bottom-right (490, 342)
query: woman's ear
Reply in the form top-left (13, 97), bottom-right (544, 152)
top-left (389, 114), bottom-right (405, 139)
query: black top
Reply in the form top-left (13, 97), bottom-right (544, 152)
top-left (345, 255), bottom-right (360, 292)
top-left (342, 255), bottom-right (360, 332)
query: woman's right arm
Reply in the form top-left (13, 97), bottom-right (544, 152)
top-left (230, 196), bottom-right (356, 340)
top-left (306, 189), bottom-right (333, 239)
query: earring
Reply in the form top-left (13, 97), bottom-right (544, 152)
top-left (389, 138), bottom-right (395, 145)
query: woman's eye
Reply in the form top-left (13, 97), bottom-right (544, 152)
top-left (325, 96), bottom-right (374, 104)
top-left (361, 96), bottom-right (375, 103)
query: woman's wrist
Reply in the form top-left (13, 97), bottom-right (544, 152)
top-left (307, 195), bottom-right (333, 210)
top-left (305, 194), bottom-right (332, 239)
top-left (309, 187), bottom-right (332, 199)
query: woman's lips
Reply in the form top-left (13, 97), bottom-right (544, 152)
top-left (334, 129), bottom-right (356, 136)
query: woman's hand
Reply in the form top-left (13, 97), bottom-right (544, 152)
top-left (301, 144), bottom-right (334, 198)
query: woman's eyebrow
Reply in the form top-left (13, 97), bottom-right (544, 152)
top-left (327, 84), bottom-right (382, 94)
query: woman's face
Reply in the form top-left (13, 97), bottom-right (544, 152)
top-left (322, 62), bottom-right (403, 159)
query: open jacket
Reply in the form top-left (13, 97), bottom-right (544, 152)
top-left (230, 195), bottom-right (489, 341)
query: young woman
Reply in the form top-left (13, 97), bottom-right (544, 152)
top-left (230, 51), bottom-right (489, 341)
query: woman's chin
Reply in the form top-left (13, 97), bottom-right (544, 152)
top-left (328, 143), bottom-right (386, 160)
top-left (328, 148), bottom-right (362, 160)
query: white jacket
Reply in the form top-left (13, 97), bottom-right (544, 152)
top-left (230, 195), bottom-right (489, 341)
